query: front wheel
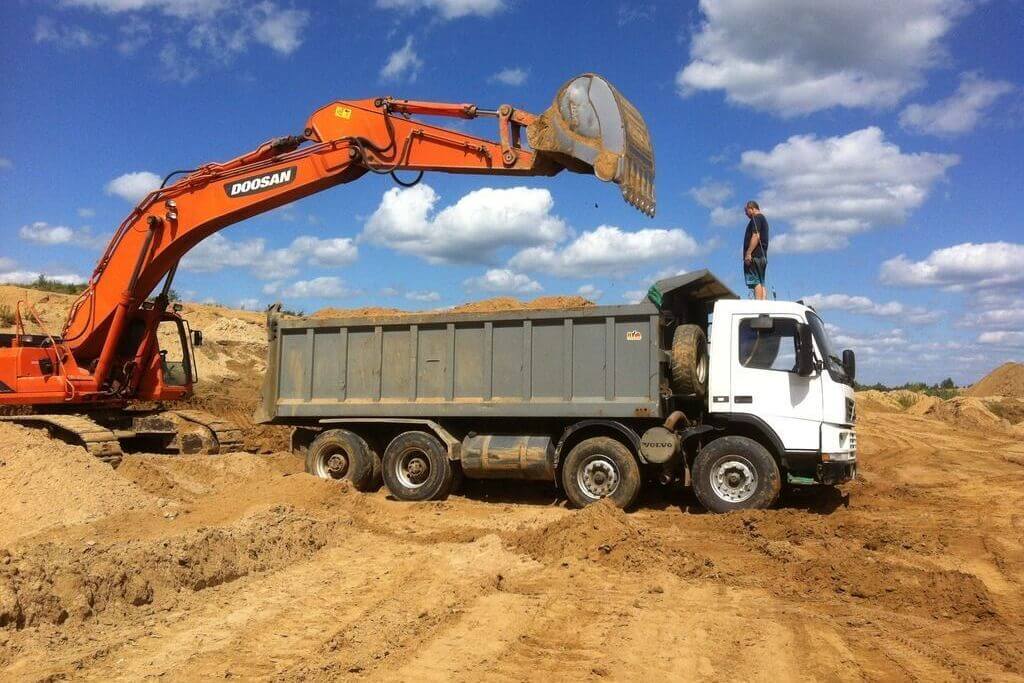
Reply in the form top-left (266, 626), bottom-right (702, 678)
top-left (561, 437), bottom-right (641, 509)
top-left (692, 436), bottom-right (780, 513)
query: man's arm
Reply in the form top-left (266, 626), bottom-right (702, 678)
top-left (744, 230), bottom-right (760, 263)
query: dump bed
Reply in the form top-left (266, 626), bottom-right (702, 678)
top-left (257, 271), bottom-right (734, 423)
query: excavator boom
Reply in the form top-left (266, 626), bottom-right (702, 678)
top-left (0, 73), bottom-right (655, 415)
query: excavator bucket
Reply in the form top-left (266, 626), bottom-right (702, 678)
top-left (528, 73), bottom-right (655, 216)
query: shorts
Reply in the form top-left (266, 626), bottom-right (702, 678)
top-left (744, 257), bottom-right (767, 288)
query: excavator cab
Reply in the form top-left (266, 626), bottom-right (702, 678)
top-left (156, 315), bottom-right (196, 389)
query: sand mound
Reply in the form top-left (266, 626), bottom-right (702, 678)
top-left (965, 362), bottom-right (1024, 399)
top-left (117, 452), bottom-right (300, 502)
top-left (0, 423), bottom-right (155, 546)
top-left (924, 397), bottom-right (1024, 435)
top-left (855, 390), bottom-right (901, 412)
top-left (0, 504), bottom-right (342, 630)
top-left (506, 500), bottom-right (712, 578)
top-left (311, 295), bottom-right (595, 319)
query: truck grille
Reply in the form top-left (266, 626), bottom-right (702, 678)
top-left (846, 397), bottom-right (857, 423)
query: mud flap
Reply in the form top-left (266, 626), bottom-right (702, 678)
top-left (528, 73), bottom-right (655, 216)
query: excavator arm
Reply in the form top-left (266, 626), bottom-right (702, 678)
top-left (1, 73), bottom-right (654, 406)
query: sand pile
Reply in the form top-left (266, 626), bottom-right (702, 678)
top-left (924, 396), bottom-right (1024, 435)
top-left (965, 362), bottom-right (1024, 398)
top-left (311, 295), bottom-right (595, 319)
top-left (506, 499), bottom-right (712, 578)
top-left (0, 423), bottom-right (155, 545)
top-left (855, 390), bottom-right (901, 412)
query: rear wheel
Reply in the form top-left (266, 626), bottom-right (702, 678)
top-left (692, 436), bottom-right (780, 513)
top-left (382, 431), bottom-right (454, 501)
top-left (305, 429), bottom-right (378, 492)
top-left (561, 437), bottom-right (641, 509)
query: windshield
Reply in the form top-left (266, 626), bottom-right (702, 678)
top-left (807, 312), bottom-right (849, 383)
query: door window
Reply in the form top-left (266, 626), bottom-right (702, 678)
top-left (738, 318), bottom-right (798, 372)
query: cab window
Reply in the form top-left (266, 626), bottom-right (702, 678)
top-left (158, 320), bottom-right (192, 386)
top-left (738, 317), bottom-right (798, 372)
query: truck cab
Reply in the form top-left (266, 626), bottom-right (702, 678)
top-left (706, 298), bottom-right (857, 490)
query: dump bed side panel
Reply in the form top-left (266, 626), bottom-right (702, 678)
top-left (265, 307), bottom-right (663, 420)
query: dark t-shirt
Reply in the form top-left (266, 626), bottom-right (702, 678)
top-left (743, 214), bottom-right (769, 257)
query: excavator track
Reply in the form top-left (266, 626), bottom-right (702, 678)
top-left (169, 410), bottom-right (245, 454)
top-left (0, 414), bottom-right (124, 466)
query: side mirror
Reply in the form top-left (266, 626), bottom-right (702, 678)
top-left (192, 329), bottom-right (203, 347)
top-left (842, 349), bottom-right (856, 381)
top-left (796, 323), bottom-right (815, 377)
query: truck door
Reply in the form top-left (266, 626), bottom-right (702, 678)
top-left (730, 314), bottom-right (823, 451)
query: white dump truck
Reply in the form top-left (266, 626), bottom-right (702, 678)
top-left (257, 271), bottom-right (857, 513)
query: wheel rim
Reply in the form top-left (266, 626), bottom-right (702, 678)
top-left (316, 446), bottom-right (349, 480)
top-left (696, 352), bottom-right (708, 385)
top-left (576, 454), bottom-right (620, 500)
top-left (395, 448), bottom-right (431, 489)
top-left (710, 455), bottom-right (758, 503)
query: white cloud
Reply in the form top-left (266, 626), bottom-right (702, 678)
top-left (362, 183), bottom-right (567, 264)
top-left (900, 72), bottom-right (1015, 136)
top-left (0, 257), bottom-right (14, 272)
top-left (464, 268), bottom-right (542, 294)
top-left (34, 17), bottom-right (101, 48)
top-left (0, 158), bottom-right (11, 170)
top-left (960, 308), bottom-right (1024, 329)
top-left (405, 290), bottom-right (441, 303)
top-left (741, 127), bottom-right (958, 252)
top-left (105, 171), bottom-right (161, 202)
top-left (252, 5), bottom-right (309, 55)
top-left (689, 180), bottom-right (733, 209)
top-left (803, 293), bottom-right (941, 324)
top-left (182, 234), bottom-right (265, 272)
top-left (18, 222), bottom-right (75, 246)
top-left (509, 225), bottom-right (700, 278)
top-left (827, 324), bottom-right (909, 356)
top-left (677, 0), bottom-right (968, 116)
top-left (380, 36), bottom-right (423, 82)
top-left (55, 0), bottom-right (307, 82)
top-left (281, 276), bottom-right (353, 299)
top-left (0, 270), bottom-right (84, 286)
top-left (978, 331), bottom-right (1024, 348)
top-left (375, 0), bottom-right (505, 20)
top-left (879, 242), bottom-right (1024, 290)
top-left (77, 207), bottom-right (96, 218)
top-left (623, 290), bottom-right (647, 303)
top-left (577, 284), bottom-right (603, 301)
top-left (489, 67), bottom-right (527, 86)
top-left (17, 221), bottom-right (106, 249)
top-left (182, 234), bottom-right (358, 280)
top-left (690, 180), bottom-right (737, 227)
top-left (237, 297), bottom-right (261, 311)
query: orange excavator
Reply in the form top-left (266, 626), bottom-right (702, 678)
top-left (0, 74), bottom-right (655, 463)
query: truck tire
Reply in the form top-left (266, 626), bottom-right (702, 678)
top-left (670, 324), bottom-right (708, 399)
top-left (692, 436), bottom-right (780, 513)
top-left (305, 429), bottom-right (378, 492)
top-left (382, 431), bottom-right (454, 502)
top-left (561, 437), bottom-right (641, 509)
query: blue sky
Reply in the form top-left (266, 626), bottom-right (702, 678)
top-left (1, 0), bottom-right (1022, 385)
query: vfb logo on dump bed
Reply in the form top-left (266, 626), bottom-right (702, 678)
top-left (224, 166), bottom-right (297, 198)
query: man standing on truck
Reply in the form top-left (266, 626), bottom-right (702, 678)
top-left (743, 201), bottom-right (769, 300)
